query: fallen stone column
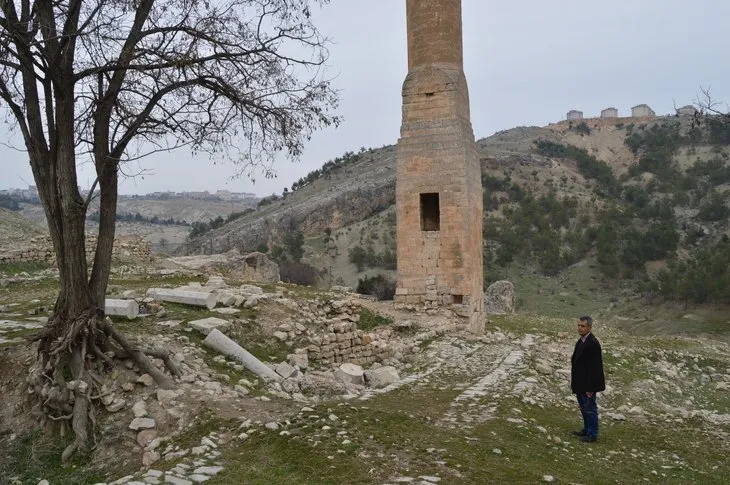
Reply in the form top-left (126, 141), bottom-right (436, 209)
top-left (146, 288), bottom-right (216, 310)
top-left (105, 299), bottom-right (139, 320)
top-left (203, 329), bottom-right (280, 381)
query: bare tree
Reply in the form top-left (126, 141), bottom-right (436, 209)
top-left (0, 0), bottom-right (338, 460)
top-left (693, 87), bottom-right (730, 124)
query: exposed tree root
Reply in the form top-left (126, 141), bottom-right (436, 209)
top-left (29, 307), bottom-right (182, 462)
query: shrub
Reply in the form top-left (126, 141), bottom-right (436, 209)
top-left (348, 245), bottom-right (367, 271)
top-left (279, 260), bottom-right (322, 286)
top-left (356, 274), bottom-right (396, 301)
top-left (698, 191), bottom-right (730, 222)
top-left (575, 121), bottom-right (591, 136)
top-left (283, 230), bottom-right (305, 261)
top-left (358, 308), bottom-right (393, 331)
top-left (534, 140), bottom-right (617, 194)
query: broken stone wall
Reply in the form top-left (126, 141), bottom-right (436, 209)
top-left (284, 299), bottom-right (393, 367)
top-left (0, 234), bottom-right (153, 265)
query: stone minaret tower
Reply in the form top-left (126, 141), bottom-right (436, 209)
top-left (395, 0), bottom-right (484, 333)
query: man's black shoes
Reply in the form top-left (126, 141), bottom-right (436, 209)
top-left (580, 435), bottom-right (597, 443)
top-left (572, 430), bottom-right (587, 437)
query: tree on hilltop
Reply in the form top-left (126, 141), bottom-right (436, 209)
top-left (0, 0), bottom-right (338, 460)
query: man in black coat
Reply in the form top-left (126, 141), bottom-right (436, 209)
top-left (571, 315), bottom-right (605, 442)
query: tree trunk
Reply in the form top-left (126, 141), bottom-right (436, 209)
top-left (30, 150), bottom-right (179, 462)
top-left (89, 163), bottom-right (118, 306)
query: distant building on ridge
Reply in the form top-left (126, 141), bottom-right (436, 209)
top-left (600, 107), bottom-right (618, 118)
top-left (631, 104), bottom-right (655, 117)
top-left (567, 110), bottom-right (583, 121)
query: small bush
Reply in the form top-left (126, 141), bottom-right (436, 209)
top-left (356, 274), bottom-right (396, 301)
top-left (279, 260), bottom-right (322, 286)
top-left (575, 121), bottom-right (591, 136)
top-left (358, 308), bottom-right (393, 331)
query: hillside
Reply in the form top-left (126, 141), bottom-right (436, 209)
top-left (0, 208), bottom-right (45, 247)
top-left (10, 194), bottom-right (260, 255)
top-left (181, 115), bottom-right (730, 303)
top-left (19, 194), bottom-right (259, 228)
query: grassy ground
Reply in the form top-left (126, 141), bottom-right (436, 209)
top-left (2, 269), bottom-right (730, 484)
top-left (507, 259), bottom-right (614, 319)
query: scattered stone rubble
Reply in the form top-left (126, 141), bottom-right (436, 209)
top-left (0, 234), bottom-right (152, 265)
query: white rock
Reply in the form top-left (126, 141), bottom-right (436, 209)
top-left (164, 476), bottom-right (193, 485)
top-left (109, 476), bottom-right (134, 485)
top-left (201, 437), bottom-right (217, 448)
top-left (265, 422), bottom-right (279, 430)
top-left (129, 417), bottom-right (156, 430)
top-left (334, 363), bottom-right (364, 386)
top-left (194, 466), bottom-right (224, 476)
top-left (216, 294), bottom-right (237, 307)
top-left (273, 331), bottom-right (288, 341)
top-left (142, 450), bottom-right (160, 466)
top-left (137, 374), bottom-right (154, 387)
top-left (106, 398), bottom-right (126, 413)
top-left (189, 317), bottom-right (230, 335)
top-left (105, 299), bottom-right (139, 320)
top-left (206, 276), bottom-right (228, 289)
top-left (240, 284), bottom-right (263, 295)
top-left (188, 475), bottom-right (210, 483)
top-left (157, 389), bottom-right (183, 405)
top-left (364, 366), bottom-right (399, 388)
top-left (157, 320), bottom-right (183, 327)
top-left (132, 400), bottom-right (148, 418)
top-left (212, 307), bottom-right (240, 315)
top-left (37, 481), bottom-right (50, 485)
top-left (203, 381), bottom-right (222, 392)
top-left (275, 362), bottom-right (297, 379)
top-left (288, 353), bottom-right (309, 370)
top-left (492, 448), bottom-right (502, 454)
top-left (543, 476), bottom-right (554, 482)
top-left (136, 429), bottom-right (158, 447)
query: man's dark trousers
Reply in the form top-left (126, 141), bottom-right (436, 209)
top-left (576, 392), bottom-right (598, 438)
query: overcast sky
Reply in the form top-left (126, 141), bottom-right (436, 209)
top-left (2, 0), bottom-right (729, 197)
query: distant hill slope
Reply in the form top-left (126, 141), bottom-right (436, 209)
top-left (180, 119), bottom-right (652, 254)
top-left (19, 195), bottom-right (259, 228)
top-left (0, 208), bottom-right (45, 249)
top-left (178, 145), bottom-right (398, 254)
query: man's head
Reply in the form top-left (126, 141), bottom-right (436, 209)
top-left (578, 316), bottom-right (592, 337)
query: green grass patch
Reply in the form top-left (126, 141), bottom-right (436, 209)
top-left (1, 431), bottom-right (110, 484)
top-left (210, 426), bottom-right (374, 485)
top-left (358, 308), bottom-right (392, 331)
top-left (508, 261), bottom-right (612, 319)
top-left (0, 261), bottom-right (51, 275)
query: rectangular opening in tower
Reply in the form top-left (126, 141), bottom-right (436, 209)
top-left (420, 193), bottom-right (440, 231)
